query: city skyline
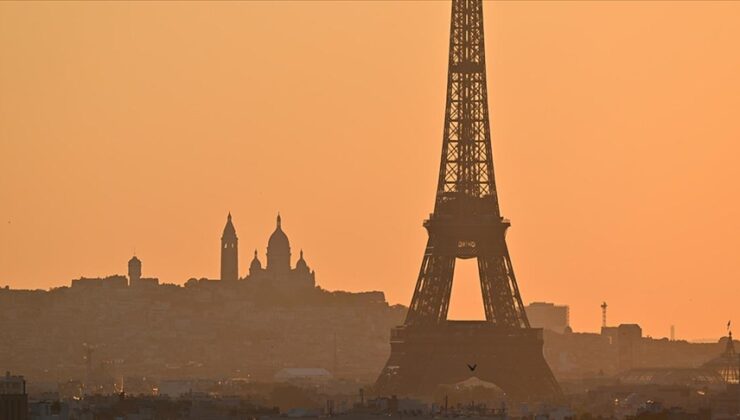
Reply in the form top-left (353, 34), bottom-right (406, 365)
top-left (2, 1), bottom-right (740, 340)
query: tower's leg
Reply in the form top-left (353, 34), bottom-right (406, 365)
top-left (406, 241), bottom-right (456, 324)
top-left (478, 252), bottom-right (528, 328)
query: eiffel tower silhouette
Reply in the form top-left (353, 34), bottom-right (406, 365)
top-left (375, 0), bottom-right (561, 401)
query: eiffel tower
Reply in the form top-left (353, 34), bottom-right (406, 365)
top-left (375, 0), bottom-right (561, 401)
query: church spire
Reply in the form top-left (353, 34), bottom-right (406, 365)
top-left (220, 213), bottom-right (239, 281)
top-left (222, 212), bottom-right (237, 239)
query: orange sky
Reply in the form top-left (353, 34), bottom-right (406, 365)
top-left (1, 1), bottom-right (739, 340)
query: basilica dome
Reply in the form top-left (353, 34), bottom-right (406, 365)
top-left (267, 214), bottom-right (292, 272)
top-left (268, 214), bottom-right (290, 253)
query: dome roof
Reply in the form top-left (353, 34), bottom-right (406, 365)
top-left (222, 213), bottom-right (237, 239)
top-left (267, 214), bottom-right (290, 253)
top-left (250, 250), bottom-right (262, 270)
top-left (702, 332), bottom-right (738, 370)
top-left (296, 250), bottom-right (308, 271)
top-left (128, 256), bottom-right (141, 264)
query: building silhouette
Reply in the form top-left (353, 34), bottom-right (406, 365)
top-left (71, 275), bottom-right (128, 289)
top-left (220, 213), bottom-right (239, 282)
top-left (247, 214), bottom-right (315, 290)
top-left (128, 256), bottom-right (141, 286)
top-left (216, 213), bottom-right (315, 289)
top-left (69, 256), bottom-right (158, 289)
top-left (128, 255), bottom-right (159, 287)
top-left (526, 302), bottom-right (570, 334)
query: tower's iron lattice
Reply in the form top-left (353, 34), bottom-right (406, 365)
top-left (376, 0), bottom-right (561, 400)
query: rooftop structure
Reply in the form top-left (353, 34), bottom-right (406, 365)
top-left (526, 302), bottom-right (570, 334)
top-left (702, 330), bottom-right (740, 384)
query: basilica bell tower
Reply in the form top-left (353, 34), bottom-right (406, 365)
top-left (220, 213), bottom-right (239, 281)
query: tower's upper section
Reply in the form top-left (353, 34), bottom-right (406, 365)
top-left (220, 213), bottom-right (239, 281)
top-left (128, 255), bottom-right (141, 285)
top-left (128, 255), bottom-right (141, 269)
top-left (222, 213), bottom-right (237, 241)
top-left (267, 213), bottom-right (291, 272)
top-left (434, 0), bottom-right (499, 218)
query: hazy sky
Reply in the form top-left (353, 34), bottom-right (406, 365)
top-left (1, 1), bottom-right (739, 340)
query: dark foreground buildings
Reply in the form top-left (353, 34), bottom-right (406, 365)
top-left (0, 206), bottom-right (737, 409)
top-left (0, 372), bottom-right (27, 420)
top-left (0, 214), bottom-right (405, 387)
top-left (0, 214), bottom-right (738, 414)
